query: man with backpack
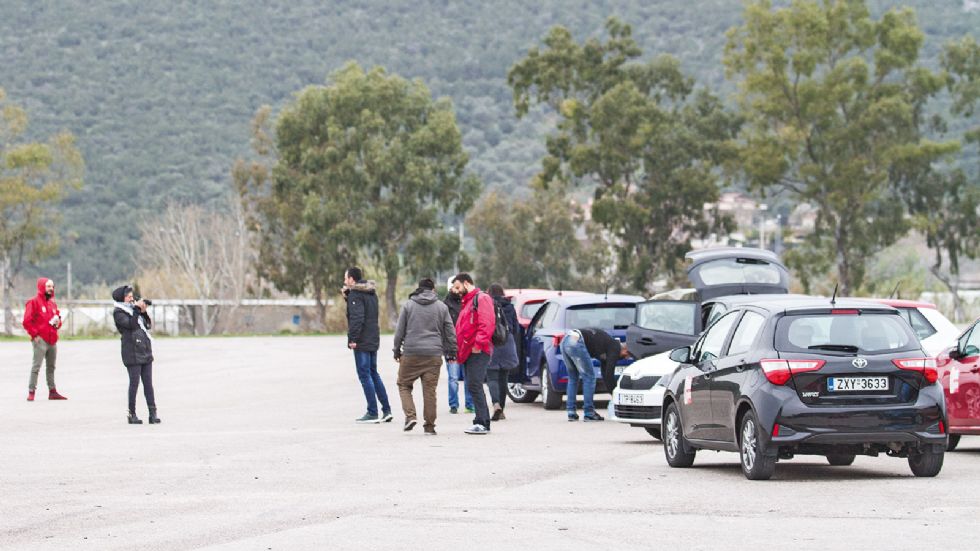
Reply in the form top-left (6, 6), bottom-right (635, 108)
top-left (450, 273), bottom-right (496, 435)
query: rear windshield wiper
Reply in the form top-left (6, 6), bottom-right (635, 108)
top-left (807, 344), bottom-right (859, 353)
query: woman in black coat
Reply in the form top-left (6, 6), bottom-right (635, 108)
top-left (487, 284), bottom-right (520, 421)
top-left (112, 285), bottom-right (159, 425)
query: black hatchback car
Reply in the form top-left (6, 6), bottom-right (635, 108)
top-left (661, 296), bottom-right (947, 480)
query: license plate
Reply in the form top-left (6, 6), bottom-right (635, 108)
top-left (620, 393), bottom-right (644, 405)
top-left (614, 365), bottom-right (625, 375)
top-left (827, 376), bottom-right (889, 392)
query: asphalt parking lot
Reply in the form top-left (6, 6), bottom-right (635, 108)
top-left (2, 335), bottom-right (979, 550)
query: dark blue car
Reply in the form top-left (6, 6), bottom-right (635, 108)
top-left (507, 294), bottom-right (644, 409)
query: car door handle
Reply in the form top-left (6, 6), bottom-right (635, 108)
top-left (637, 337), bottom-right (656, 345)
top-left (735, 365), bottom-right (745, 373)
top-left (972, 368), bottom-right (980, 374)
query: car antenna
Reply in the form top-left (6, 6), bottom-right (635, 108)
top-left (888, 281), bottom-right (902, 300)
top-left (830, 283), bottom-right (838, 306)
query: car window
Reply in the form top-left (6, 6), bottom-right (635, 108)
top-left (532, 304), bottom-right (553, 332)
top-left (636, 301), bottom-right (697, 335)
top-left (727, 311), bottom-right (766, 356)
top-left (776, 313), bottom-right (919, 354)
top-left (693, 312), bottom-right (740, 363)
top-left (704, 302), bottom-right (728, 327)
top-left (899, 308), bottom-right (936, 340)
top-left (566, 304), bottom-right (636, 331)
top-left (696, 258), bottom-right (782, 285)
top-left (522, 301), bottom-right (544, 320)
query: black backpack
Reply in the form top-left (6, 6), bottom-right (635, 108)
top-left (474, 293), bottom-right (509, 346)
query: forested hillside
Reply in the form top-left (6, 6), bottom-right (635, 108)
top-left (1, 0), bottom-right (977, 284)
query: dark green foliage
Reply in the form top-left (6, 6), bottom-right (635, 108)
top-left (0, 1), bottom-right (975, 285)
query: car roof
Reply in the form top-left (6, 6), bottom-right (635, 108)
top-left (505, 289), bottom-right (589, 302)
top-left (717, 295), bottom-right (899, 314)
top-left (544, 293), bottom-right (645, 307)
top-left (864, 298), bottom-right (937, 310)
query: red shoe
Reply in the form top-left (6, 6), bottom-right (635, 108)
top-left (48, 389), bottom-right (67, 400)
top-left (27, 390), bottom-right (35, 402)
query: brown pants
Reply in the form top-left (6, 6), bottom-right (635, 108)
top-left (29, 338), bottom-right (57, 391)
top-left (397, 355), bottom-right (442, 430)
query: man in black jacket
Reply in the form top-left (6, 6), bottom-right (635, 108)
top-left (345, 267), bottom-right (392, 424)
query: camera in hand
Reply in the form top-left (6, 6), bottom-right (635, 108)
top-left (134, 295), bottom-right (153, 306)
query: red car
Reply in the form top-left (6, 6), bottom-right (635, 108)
top-left (937, 317), bottom-right (980, 450)
top-left (505, 289), bottom-right (588, 329)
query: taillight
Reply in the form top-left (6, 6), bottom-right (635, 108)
top-left (939, 420), bottom-right (946, 434)
top-left (892, 358), bottom-right (938, 383)
top-left (760, 359), bottom-right (826, 385)
top-left (772, 423), bottom-right (781, 437)
top-left (831, 309), bottom-right (859, 315)
top-left (552, 334), bottom-right (564, 348)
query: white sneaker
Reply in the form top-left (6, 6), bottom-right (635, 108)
top-left (464, 424), bottom-right (489, 435)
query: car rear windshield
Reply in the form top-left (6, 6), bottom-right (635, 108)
top-left (566, 304), bottom-right (636, 331)
top-left (775, 313), bottom-right (920, 355)
top-left (636, 301), bottom-right (697, 335)
top-left (697, 258), bottom-right (782, 285)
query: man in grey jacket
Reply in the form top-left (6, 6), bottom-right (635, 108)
top-left (393, 277), bottom-right (457, 435)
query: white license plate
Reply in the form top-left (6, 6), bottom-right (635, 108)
top-left (620, 393), bottom-right (644, 405)
top-left (614, 365), bottom-right (625, 375)
top-left (827, 376), bottom-right (889, 392)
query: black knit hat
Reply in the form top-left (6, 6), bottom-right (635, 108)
top-left (111, 285), bottom-right (133, 303)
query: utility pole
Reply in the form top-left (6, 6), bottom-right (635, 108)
top-left (67, 261), bottom-right (74, 336)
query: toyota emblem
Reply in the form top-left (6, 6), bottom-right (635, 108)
top-left (852, 358), bottom-right (868, 368)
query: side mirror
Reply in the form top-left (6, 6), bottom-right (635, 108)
top-left (964, 345), bottom-right (980, 359)
top-left (669, 346), bottom-right (692, 364)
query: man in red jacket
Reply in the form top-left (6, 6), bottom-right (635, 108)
top-left (23, 278), bottom-right (67, 401)
top-left (451, 273), bottom-right (495, 435)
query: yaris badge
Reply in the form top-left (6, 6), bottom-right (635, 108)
top-left (852, 358), bottom-right (868, 368)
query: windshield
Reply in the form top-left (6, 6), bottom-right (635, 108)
top-left (776, 313), bottom-right (920, 355)
top-left (697, 258), bottom-right (782, 286)
top-left (566, 304), bottom-right (636, 331)
top-left (636, 301), bottom-right (697, 335)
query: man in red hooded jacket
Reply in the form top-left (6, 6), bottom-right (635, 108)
top-left (23, 278), bottom-right (67, 401)
top-left (451, 273), bottom-right (495, 435)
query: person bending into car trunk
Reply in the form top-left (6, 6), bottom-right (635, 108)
top-left (112, 285), bottom-right (159, 425)
top-left (392, 277), bottom-right (458, 435)
top-left (452, 273), bottom-right (495, 435)
top-left (560, 327), bottom-right (627, 421)
top-left (487, 284), bottom-right (519, 421)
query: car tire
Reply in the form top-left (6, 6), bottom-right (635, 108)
top-left (826, 453), bottom-right (856, 466)
top-left (507, 382), bottom-right (538, 403)
top-left (947, 434), bottom-right (961, 452)
top-left (663, 403), bottom-right (695, 468)
top-left (908, 448), bottom-right (944, 477)
top-left (645, 426), bottom-right (662, 440)
top-left (541, 363), bottom-right (562, 410)
top-left (739, 411), bottom-right (776, 480)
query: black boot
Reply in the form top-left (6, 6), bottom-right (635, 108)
top-left (127, 412), bottom-right (143, 424)
top-left (148, 407), bottom-right (161, 424)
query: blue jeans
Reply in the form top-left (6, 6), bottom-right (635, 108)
top-left (354, 350), bottom-right (391, 417)
top-left (560, 333), bottom-right (596, 416)
top-left (446, 361), bottom-right (473, 410)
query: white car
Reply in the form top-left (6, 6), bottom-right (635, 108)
top-left (609, 350), bottom-right (678, 439)
top-left (867, 299), bottom-right (960, 357)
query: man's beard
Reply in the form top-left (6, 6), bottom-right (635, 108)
top-left (45, 291), bottom-right (54, 299)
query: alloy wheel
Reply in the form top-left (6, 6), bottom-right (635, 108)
top-left (741, 419), bottom-right (757, 472)
top-left (507, 382), bottom-right (527, 400)
top-left (665, 410), bottom-right (680, 459)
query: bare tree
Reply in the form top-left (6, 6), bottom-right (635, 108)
top-left (138, 202), bottom-right (257, 335)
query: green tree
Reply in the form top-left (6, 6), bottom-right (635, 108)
top-left (0, 88), bottom-right (83, 335)
top-left (893, 37), bottom-right (980, 320)
top-left (236, 63), bottom-right (478, 327)
top-left (466, 188), bottom-right (581, 289)
top-left (724, 0), bottom-right (950, 295)
top-left (508, 18), bottom-right (739, 292)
